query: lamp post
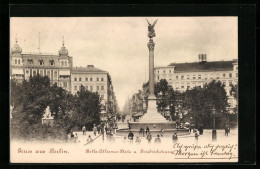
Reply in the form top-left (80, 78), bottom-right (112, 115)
top-left (212, 107), bottom-right (217, 141)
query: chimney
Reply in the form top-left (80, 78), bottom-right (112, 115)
top-left (199, 54), bottom-right (207, 62)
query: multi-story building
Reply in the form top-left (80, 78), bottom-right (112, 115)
top-left (154, 54), bottom-right (238, 110)
top-left (71, 65), bottom-right (117, 114)
top-left (10, 39), bottom-right (72, 91)
top-left (10, 38), bottom-right (117, 115)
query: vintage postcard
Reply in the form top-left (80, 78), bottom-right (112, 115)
top-left (10, 17), bottom-right (238, 163)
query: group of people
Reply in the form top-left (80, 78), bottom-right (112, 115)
top-left (126, 130), bottom-right (162, 144)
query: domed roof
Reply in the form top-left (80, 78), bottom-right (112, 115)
top-left (59, 36), bottom-right (68, 56)
top-left (11, 43), bottom-right (22, 54)
top-left (59, 46), bottom-right (68, 56)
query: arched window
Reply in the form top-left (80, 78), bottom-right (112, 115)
top-left (15, 59), bottom-right (17, 64)
top-left (18, 60), bottom-right (20, 64)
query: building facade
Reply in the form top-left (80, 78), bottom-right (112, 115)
top-left (154, 54), bottom-right (238, 110)
top-left (10, 39), bottom-right (117, 115)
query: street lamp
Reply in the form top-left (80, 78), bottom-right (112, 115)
top-left (212, 107), bottom-right (217, 141)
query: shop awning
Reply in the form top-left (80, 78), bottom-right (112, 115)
top-left (12, 69), bottom-right (24, 75)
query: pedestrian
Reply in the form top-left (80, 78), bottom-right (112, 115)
top-left (87, 135), bottom-right (93, 143)
top-left (146, 126), bottom-right (150, 135)
top-left (195, 130), bottom-right (199, 140)
top-left (154, 134), bottom-right (161, 143)
top-left (146, 132), bottom-right (152, 144)
top-left (199, 125), bottom-right (204, 135)
top-left (75, 133), bottom-right (78, 143)
top-left (93, 124), bottom-right (97, 136)
top-left (71, 132), bottom-right (74, 138)
top-left (189, 126), bottom-right (192, 133)
top-left (161, 129), bottom-right (164, 137)
top-left (139, 127), bottom-right (144, 136)
top-left (82, 125), bottom-right (86, 135)
top-left (172, 132), bottom-right (178, 143)
top-left (128, 131), bottom-right (134, 143)
top-left (122, 135), bottom-right (128, 143)
top-left (225, 125), bottom-right (229, 136)
top-left (135, 136), bottom-right (141, 144)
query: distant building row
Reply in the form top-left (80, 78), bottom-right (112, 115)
top-left (10, 39), bottom-right (118, 115)
top-left (154, 54), bottom-right (238, 109)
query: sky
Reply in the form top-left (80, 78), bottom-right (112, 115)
top-left (10, 17), bottom-right (238, 111)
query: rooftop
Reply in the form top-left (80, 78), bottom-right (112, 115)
top-left (72, 66), bottom-right (107, 73)
top-left (156, 60), bottom-right (238, 72)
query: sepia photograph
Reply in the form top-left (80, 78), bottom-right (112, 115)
top-left (10, 17), bottom-right (239, 163)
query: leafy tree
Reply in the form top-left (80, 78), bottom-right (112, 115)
top-left (21, 75), bottom-right (51, 125)
top-left (154, 79), bottom-right (172, 111)
top-left (73, 85), bottom-right (101, 130)
top-left (183, 80), bottom-right (228, 128)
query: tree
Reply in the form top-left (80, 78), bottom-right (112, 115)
top-left (21, 75), bottom-right (51, 125)
top-left (182, 80), bottom-right (228, 128)
top-left (154, 79), bottom-right (172, 112)
top-left (73, 85), bottom-right (101, 130)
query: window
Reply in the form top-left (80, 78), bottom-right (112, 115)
top-left (157, 76), bottom-right (159, 80)
top-left (74, 77), bottom-right (77, 81)
top-left (74, 86), bottom-right (77, 90)
top-left (158, 70), bottom-right (159, 73)
top-left (33, 70), bottom-right (37, 76)
top-left (79, 78), bottom-right (81, 81)
top-left (39, 60), bottom-right (44, 65)
top-left (28, 59), bottom-right (33, 64)
top-left (15, 59), bottom-right (17, 64)
top-left (176, 76), bottom-right (178, 79)
top-left (205, 74), bottom-right (207, 79)
top-left (54, 71), bottom-right (57, 78)
top-left (50, 60), bottom-right (54, 66)
top-left (18, 60), bottom-right (20, 64)
top-left (90, 86), bottom-right (93, 91)
top-left (163, 70), bottom-right (165, 73)
top-left (223, 74), bottom-right (226, 78)
top-left (101, 86), bottom-right (104, 90)
top-left (229, 73), bottom-right (232, 78)
top-left (198, 75), bottom-right (201, 79)
top-left (187, 75), bottom-right (190, 79)
top-left (181, 85), bottom-right (184, 88)
top-left (187, 83), bottom-right (190, 89)
top-left (61, 61), bottom-right (64, 66)
top-left (97, 86), bottom-right (99, 91)
top-left (181, 75), bottom-right (184, 80)
top-left (229, 82), bottom-right (232, 86)
top-left (40, 70), bottom-right (43, 76)
top-left (193, 75), bottom-right (196, 79)
top-left (97, 78), bottom-right (99, 81)
top-left (216, 74), bottom-right (219, 79)
top-left (90, 78), bottom-right (93, 81)
top-left (63, 82), bottom-right (67, 88)
top-left (101, 95), bottom-right (104, 100)
top-left (101, 78), bottom-right (104, 81)
top-left (85, 86), bottom-right (88, 90)
top-left (86, 78), bottom-right (88, 81)
top-left (47, 70), bottom-right (50, 77)
top-left (65, 61), bottom-right (67, 66)
top-left (169, 70), bottom-right (171, 73)
top-left (223, 82), bottom-right (226, 86)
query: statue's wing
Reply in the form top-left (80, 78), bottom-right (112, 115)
top-left (152, 19), bottom-right (158, 28)
top-left (145, 18), bottom-right (150, 25)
